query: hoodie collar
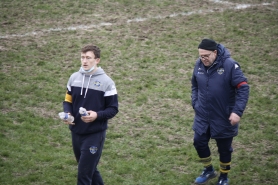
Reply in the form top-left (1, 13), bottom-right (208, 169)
top-left (79, 67), bottom-right (105, 98)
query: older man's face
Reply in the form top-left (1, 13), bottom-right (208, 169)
top-left (198, 49), bottom-right (217, 67)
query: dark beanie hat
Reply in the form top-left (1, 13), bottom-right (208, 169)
top-left (198, 39), bottom-right (217, 51)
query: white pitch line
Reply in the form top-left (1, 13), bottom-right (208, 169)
top-left (209, 0), bottom-right (271, 9)
top-left (0, 1), bottom-right (273, 39)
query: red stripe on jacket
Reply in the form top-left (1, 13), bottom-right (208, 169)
top-left (237, 82), bottom-right (247, 89)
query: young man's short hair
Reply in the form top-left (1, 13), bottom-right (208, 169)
top-left (81, 44), bottom-right (101, 59)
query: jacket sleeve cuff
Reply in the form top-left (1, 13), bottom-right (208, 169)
top-left (232, 110), bottom-right (243, 117)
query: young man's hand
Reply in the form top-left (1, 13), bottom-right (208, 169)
top-left (81, 111), bottom-right (97, 123)
top-left (63, 113), bottom-right (75, 125)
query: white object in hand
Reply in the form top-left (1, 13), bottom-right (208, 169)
top-left (58, 112), bottom-right (75, 123)
top-left (79, 107), bottom-right (88, 116)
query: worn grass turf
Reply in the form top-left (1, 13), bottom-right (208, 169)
top-left (0, 0), bottom-right (277, 184)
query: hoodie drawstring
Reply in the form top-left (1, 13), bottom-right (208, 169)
top-left (84, 75), bottom-right (92, 98)
top-left (80, 75), bottom-right (85, 95)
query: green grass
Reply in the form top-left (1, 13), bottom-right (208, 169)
top-left (0, 0), bottom-right (278, 184)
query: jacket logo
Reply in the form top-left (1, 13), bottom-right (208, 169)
top-left (217, 68), bottom-right (224, 75)
top-left (94, 80), bottom-right (101, 87)
top-left (198, 68), bottom-right (204, 75)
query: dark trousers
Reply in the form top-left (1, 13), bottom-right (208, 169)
top-left (193, 128), bottom-right (233, 163)
top-left (71, 131), bottom-right (106, 185)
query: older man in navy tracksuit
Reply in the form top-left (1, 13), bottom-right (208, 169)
top-left (191, 39), bottom-right (249, 185)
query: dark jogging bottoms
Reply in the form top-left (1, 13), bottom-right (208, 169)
top-left (71, 130), bottom-right (106, 185)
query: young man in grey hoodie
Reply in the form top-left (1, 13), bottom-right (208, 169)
top-left (62, 44), bottom-right (119, 185)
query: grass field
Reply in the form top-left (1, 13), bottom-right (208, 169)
top-left (0, 0), bottom-right (278, 184)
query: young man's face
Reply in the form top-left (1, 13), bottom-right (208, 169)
top-left (80, 51), bottom-right (100, 71)
top-left (198, 49), bottom-right (217, 67)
